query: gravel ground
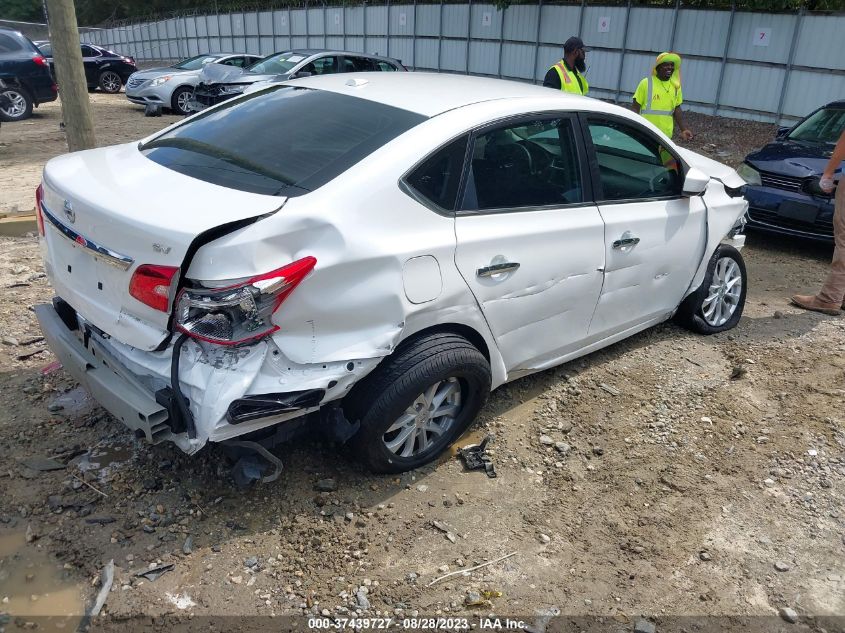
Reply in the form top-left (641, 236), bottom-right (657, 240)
top-left (1, 92), bottom-right (844, 632)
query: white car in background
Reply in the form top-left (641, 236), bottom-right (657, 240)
top-left (35, 73), bottom-right (748, 473)
top-left (125, 53), bottom-right (262, 115)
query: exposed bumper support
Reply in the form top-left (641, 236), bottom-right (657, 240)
top-left (35, 302), bottom-right (179, 446)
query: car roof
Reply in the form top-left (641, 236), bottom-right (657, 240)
top-left (286, 71), bottom-right (586, 117)
top-left (281, 48), bottom-right (401, 62)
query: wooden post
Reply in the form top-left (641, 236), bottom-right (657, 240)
top-left (45, 0), bottom-right (96, 151)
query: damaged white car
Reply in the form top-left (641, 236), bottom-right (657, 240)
top-left (35, 73), bottom-right (748, 473)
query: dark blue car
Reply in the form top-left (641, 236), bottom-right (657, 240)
top-left (740, 100), bottom-right (845, 243)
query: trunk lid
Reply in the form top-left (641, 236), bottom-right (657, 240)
top-left (40, 142), bottom-right (284, 350)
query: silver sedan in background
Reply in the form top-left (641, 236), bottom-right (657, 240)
top-left (125, 53), bottom-right (261, 115)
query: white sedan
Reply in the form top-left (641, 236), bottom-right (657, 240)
top-left (34, 73), bottom-right (748, 473)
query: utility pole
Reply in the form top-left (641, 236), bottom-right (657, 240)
top-left (44, 0), bottom-right (96, 151)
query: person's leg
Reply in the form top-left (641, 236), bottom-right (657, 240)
top-left (818, 181), bottom-right (845, 305)
top-left (792, 182), bottom-right (845, 315)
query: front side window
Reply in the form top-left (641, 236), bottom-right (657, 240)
top-left (587, 118), bottom-right (681, 201)
top-left (349, 57), bottom-right (378, 72)
top-left (377, 61), bottom-right (398, 72)
top-left (788, 107), bottom-right (845, 145)
top-left (141, 87), bottom-right (425, 196)
top-left (310, 56), bottom-right (339, 75)
top-left (461, 118), bottom-right (583, 211)
top-left (405, 135), bottom-right (469, 212)
top-left (221, 56), bottom-right (246, 67)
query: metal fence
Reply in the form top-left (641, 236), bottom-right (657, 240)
top-left (84, 2), bottom-right (845, 124)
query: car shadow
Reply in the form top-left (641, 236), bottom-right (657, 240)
top-left (744, 230), bottom-right (832, 261)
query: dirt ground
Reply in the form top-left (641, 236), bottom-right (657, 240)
top-left (1, 94), bottom-right (844, 632)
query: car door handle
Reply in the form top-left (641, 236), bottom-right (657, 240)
top-left (476, 262), bottom-right (520, 278)
top-left (612, 236), bottom-right (641, 249)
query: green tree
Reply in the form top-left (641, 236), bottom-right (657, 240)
top-left (1, 0), bottom-right (43, 22)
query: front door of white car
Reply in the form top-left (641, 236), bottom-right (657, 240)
top-left (453, 114), bottom-right (606, 373)
top-left (581, 115), bottom-right (707, 337)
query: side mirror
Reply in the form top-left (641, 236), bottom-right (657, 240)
top-left (683, 167), bottom-right (709, 196)
top-left (775, 125), bottom-right (790, 140)
top-left (293, 71), bottom-right (312, 79)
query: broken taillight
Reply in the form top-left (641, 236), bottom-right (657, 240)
top-left (174, 256), bottom-right (316, 346)
top-left (35, 184), bottom-right (45, 236)
top-left (129, 264), bottom-right (180, 312)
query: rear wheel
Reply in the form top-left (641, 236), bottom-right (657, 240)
top-left (0, 86), bottom-right (33, 122)
top-left (170, 86), bottom-right (193, 115)
top-left (676, 244), bottom-right (747, 334)
top-left (344, 332), bottom-right (491, 473)
top-left (99, 70), bottom-right (122, 93)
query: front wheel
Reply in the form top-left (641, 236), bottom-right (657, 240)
top-left (676, 244), bottom-right (747, 334)
top-left (344, 332), bottom-right (491, 473)
top-left (170, 86), bottom-right (193, 115)
top-left (0, 86), bottom-right (33, 122)
top-left (98, 70), bottom-right (122, 93)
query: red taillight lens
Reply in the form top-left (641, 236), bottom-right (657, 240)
top-left (129, 265), bottom-right (180, 312)
top-left (35, 184), bottom-right (45, 237)
top-left (32, 55), bottom-right (48, 67)
top-left (174, 256), bottom-right (316, 346)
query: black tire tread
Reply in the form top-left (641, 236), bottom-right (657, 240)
top-left (675, 244), bottom-right (747, 335)
top-left (345, 332), bottom-right (490, 473)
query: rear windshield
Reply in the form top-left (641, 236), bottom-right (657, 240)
top-left (789, 107), bottom-right (845, 145)
top-left (140, 86), bottom-right (425, 196)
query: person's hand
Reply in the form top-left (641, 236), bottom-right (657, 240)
top-left (680, 129), bottom-right (694, 141)
top-left (819, 174), bottom-right (835, 193)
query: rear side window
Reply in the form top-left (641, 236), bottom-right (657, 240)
top-left (81, 45), bottom-right (98, 57)
top-left (405, 136), bottom-right (469, 212)
top-left (141, 87), bottom-right (425, 196)
top-left (0, 34), bottom-right (23, 53)
top-left (462, 118), bottom-right (583, 211)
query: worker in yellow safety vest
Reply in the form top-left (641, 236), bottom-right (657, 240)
top-left (632, 52), bottom-right (693, 141)
top-left (543, 36), bottom-right (589, 96)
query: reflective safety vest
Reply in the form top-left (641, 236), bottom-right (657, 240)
top-left (639, 76), bottom-right (679, 138)
top-left (551, 61), bottom-right (588, 96)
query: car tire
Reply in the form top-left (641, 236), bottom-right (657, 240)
top-left (170, 86), bottom-right (194, 115)
top-left (98, 70), bottom-right (122, 93)
top-left (344, 332), bottom-right (491, 473)
top-left (0, 85), bottom-right (33, 122)
top-left (675, 244), bottom-right (747, 335)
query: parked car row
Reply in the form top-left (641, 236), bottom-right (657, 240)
top-left (122, 48), bottom-right (406, 115)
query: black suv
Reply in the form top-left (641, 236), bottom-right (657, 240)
top-left (0, 28), bottom-right (56, 122)
top-left (35, 41), bottom-right (137, 93)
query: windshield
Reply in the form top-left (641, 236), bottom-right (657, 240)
top-left (141, 87), bottom-right (425, 196)
top-left (173, 54), bottom-right (221, 70)
top-left (788, 107), bottom-right (845, 144)
top-left (246, 52), bottom-right (306, 75)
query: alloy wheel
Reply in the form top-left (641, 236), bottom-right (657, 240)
top-left (382, 378), bottom-right (462, 458)
top-left (1, 90), bottom-right (26, 119)
top-left (702, 256), bottom-right (743, 326)
top-left (176, 90), bottom-right (192, 114)
top-left (101, 71), bottom-right (121, 92)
